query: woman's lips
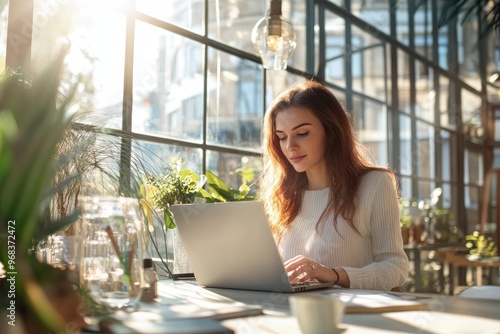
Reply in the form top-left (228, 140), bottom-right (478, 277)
top-left (290, 155), bottom-right (305, 163)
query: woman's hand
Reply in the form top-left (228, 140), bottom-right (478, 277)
top-left (284, 255), bottom-right (348, 287)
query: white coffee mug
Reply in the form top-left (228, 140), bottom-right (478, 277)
top-left (289, 294), bottom-right (345, 334)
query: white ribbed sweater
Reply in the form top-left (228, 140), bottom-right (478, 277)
top-left (279, 170), bottom-right (409, 290)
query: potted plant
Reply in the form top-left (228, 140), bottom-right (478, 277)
top-left (0, 53), bottom-right (88, 333)
top-left (143, 155), bottom-right (256, 277)
top-left (400, 215), bottom-right (412, 245)
top-left (465, 231), bottom-right (498, 260)
top-left (399, 198), bottom-right (413, 244)
top-left (430, 208), bottom-right (453, 243)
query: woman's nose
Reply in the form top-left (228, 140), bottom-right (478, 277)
top-left (286, 138), bottom-right (297, 150)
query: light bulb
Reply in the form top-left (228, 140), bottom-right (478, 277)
top-left (266, 34), bottom-right (280, 52)
top-left (251, 15), bottom-right (297, 70)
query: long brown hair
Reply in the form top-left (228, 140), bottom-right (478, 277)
top-left (259, 80), bottom-right (394, 242)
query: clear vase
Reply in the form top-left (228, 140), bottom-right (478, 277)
top-left (76, 196), bottom-right (145, 312)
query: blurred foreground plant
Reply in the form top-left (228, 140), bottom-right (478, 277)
top-left (0, 52), bottom-right (87, 333)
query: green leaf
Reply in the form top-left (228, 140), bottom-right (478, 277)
top-left (237, 183), bottom-right (251, 199)
top-left (164, 208), bottom-right (176, 229)
top-left (0, 111), bottom-right (16, 180)
top-left (235, 167), bottom-right (255, 184)
top-left (206, 170), bottom-right (229, 192)
top-left (36, 210), bottom-right (81, 241)
top-left (179, 169), bottom-right (200, 183)
top-left (196, 188), bottom-right (214, 200)
top-left (208, 184), bottom-right (233, 202)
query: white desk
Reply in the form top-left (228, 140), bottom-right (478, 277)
top-left (109, 279), bottom-right (500, 334)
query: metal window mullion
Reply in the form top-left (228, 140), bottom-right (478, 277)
top-left (389, 0), bottom-right (401, 181)
top-left (344, 0), bottom-right (352, 112)
top-left (409, 0), bottom-right (419, 198)
top-left (432, 0), bottom-right (443, 189)
top-left (202, 0), bottom-right (209, 174)
top-left (446, 10), bottom-right (466, 233)
top-left (119, 6), bottom-right (136, 196)
top-left (306, 0), bottom-right (316, 76)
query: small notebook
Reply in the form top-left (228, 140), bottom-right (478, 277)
top-left (99, 318), bottom-right (234, 334)
top-left (170, 201), bottom-right (332, 293)
top-left (333, 291), bottom-right (430, 314)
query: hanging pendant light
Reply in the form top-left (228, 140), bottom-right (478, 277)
top-left (251, 0), bottom-right (297, 70)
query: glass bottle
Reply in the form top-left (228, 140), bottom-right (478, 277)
top-left (141, 258), bottom-right (158, 302)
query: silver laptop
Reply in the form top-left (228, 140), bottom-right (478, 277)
top-left (170, 201), bottom-right (332, 292)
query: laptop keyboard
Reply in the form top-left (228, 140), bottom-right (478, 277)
top-left (292, 281), bottom-right (322, 287)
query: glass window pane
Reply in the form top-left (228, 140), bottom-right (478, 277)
top-left (494, 147), bottom-right (500, 170)
top-left (351, 0), bottom-right (390, 36)
top-left (207, 47), bottom-right (263, 150)
top-left (81, 134), bottom-right (122, 196)
top-left (495, 118), bottom-right (500, 142)
top-left (399, 114), bottom-right (412, 175)
top-left (133, 140), bottom-right (204, 177)
top-left (416, 121), bottom-right (435, 179)
top-left (461, 88), bottom-right (482, 133)
top-left (206, 0), bottom-right (306, 72)
top-left (397, 49), bottom-right (410, 113)
top-left (33, 1), bottom-right (126, 129)
top-left (136, 0), bottom-right (204, 35)
top-left (413, 0), bottom-right (433, 60)
top-left (395, 0), bottom-right (409, 47)
top-left (438, 75), bottom-right (456, 129)
top-left (415, 60), bottom-right (434, 123)
top-left (437, 38), bottom-right (449, 72)
top-left (464, 148), bottom-right (482, 185)
top-left (491, 172), bottom-right (497, 207)
top-left (288, 0), bottom-right (307, 72)
top-left (324, 10), bottom-right (345, 88)
top-left (353, 96), bottom-right (387, 166)
top-left (329, 87), bottom-right (346, 112)
top-left (206, 150), bottom-right (262, 192)
top-left (399, 176), bottom-right (412, 200)
top-left (133, 21), bottom-right (204, 142)
top-left (351, 26), bottom-right (387, 101)
top-left (457, 13), bottom-right (481, 91)
top-left (465, 185), bottom-right (480, 231)
top-left (417, 179), bottom-right (435, 201)
top-left (56, 134), bottom-right (201, 198)
top-left (266, 72), bottom-right (306, 109)
top-left (436, 0), bottom-right (449, 70)
top-left (441, 130), bottom-right (452, 182)
top-left (441, 183), bottom-right (452, 210)
top-left (208, 0), bottom-right (261, 56)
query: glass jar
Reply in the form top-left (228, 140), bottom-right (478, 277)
top-left (76, 196), bottom-right (145, 311)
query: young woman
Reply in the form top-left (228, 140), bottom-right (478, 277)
top-left (259, 80), bottom-right (408, 291)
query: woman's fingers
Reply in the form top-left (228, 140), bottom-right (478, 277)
top-left (284, 255), bottom-right (320, 283)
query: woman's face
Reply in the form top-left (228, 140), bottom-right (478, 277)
top-left (275, 106), bottom-right (327, 175)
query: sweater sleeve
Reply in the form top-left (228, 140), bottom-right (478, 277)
top-left (343, 171), bottom-right (409, 290)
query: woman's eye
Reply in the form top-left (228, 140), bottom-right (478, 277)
top-left (277, 136), bottom-right (286, 141)
top-left (298, 132), bottom-right (309, 137)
